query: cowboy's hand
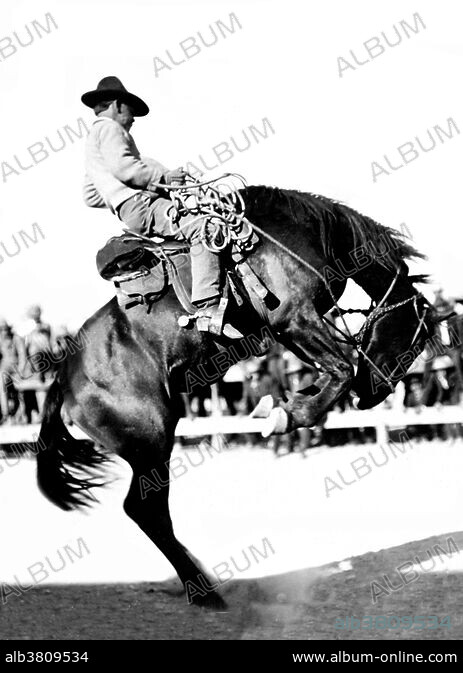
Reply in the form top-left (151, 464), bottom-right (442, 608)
top-left (165, 167), bottom-right (187, 185)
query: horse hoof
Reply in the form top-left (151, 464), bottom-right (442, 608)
top-left (261, 407), bottom-right (289, 438)
top-left (191, 591), bottom-right (227, 611)
top-left (250, 394), bottom-right (274, 418)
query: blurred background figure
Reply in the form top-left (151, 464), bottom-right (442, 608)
top-left (405, 376), bottom-right (424, 410)
top-left (431, 288), bottom-right (463, 398)
top-left (0, 318), bottom-right (26, 423)
top-left (219, 361), bottom-right (246, 416)
top-left (433, 287), bottom-right (454, 317)
top-left (244, 358), bottom-right (280, 411)
top-left (242, 357), bottom-right (281, 448)
top-left (53, 324), bottom-right (73, 355)
top-left (23, 305), bottom-right (53, 360)
top-left (21, 305), bottom-right (54, 421)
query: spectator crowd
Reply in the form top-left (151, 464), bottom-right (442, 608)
top-left (1, 289), bottom-right (463, 453)
top-left (0, 305), bottom-right (72, 425)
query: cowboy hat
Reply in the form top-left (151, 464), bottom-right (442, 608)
top-left (81, 76), bottom-right (149, 116)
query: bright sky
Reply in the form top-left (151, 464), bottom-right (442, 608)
top-left (0, 0), bottom-right (462, 330)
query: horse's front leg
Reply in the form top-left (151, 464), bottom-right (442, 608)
top-left (280, 364), bottom-right (351, 432)
top-left (261, 311), bottom-right (353, 436)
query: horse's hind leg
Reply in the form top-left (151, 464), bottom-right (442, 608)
top-left (123, 455), bottom-right (226, 609)
top-left (267, 308), bottom-right (353, 433)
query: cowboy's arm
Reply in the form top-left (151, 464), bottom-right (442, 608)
top-left (139, 156), bottom-right (172, 194)
top-left (98, 122), bottom-right (165, 191)
top-left (140, 156), bottom-right (169, 179)
top-left (83, 174), bottom-right (107, 208)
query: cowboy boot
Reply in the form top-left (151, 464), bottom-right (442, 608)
top-left (190, 244), bottom-right (244, 339)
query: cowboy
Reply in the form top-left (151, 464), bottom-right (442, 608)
top-left (81, 76), bottom-right (241, 338)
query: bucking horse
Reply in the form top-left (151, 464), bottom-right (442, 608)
top-left (36, 179), bottom-right (436, 607)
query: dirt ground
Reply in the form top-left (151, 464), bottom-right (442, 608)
top-left (1, 530), bottom-right (462, 640)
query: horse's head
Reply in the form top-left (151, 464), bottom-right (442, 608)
top-left (352, 288), bottom-right (436, 409)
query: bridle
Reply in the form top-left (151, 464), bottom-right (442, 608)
top-left (324, 267), bottom-right (431, 392)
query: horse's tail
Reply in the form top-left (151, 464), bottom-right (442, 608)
top-left (37, 378), bottom-right (108, 511)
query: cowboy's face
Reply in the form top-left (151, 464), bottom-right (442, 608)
top-left (114, 102), bottom-right (135, 131)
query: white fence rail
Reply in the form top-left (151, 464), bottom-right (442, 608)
top-left (0, 406), bottom-right (462, 445)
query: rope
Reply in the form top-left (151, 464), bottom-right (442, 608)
top-left (149, 173), bottom-right (255, 253)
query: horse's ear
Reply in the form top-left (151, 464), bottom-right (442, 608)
top-left (409, 274), bottom-right (429, 284)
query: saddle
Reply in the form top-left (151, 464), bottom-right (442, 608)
top-left (96, 230), bottom-right (272, 322)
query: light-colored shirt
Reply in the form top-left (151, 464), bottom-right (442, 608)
top-left (83, 117), bottom-right (169, 214)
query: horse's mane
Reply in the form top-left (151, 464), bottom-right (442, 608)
top-left (241, 185), bottom-right (428, 280)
